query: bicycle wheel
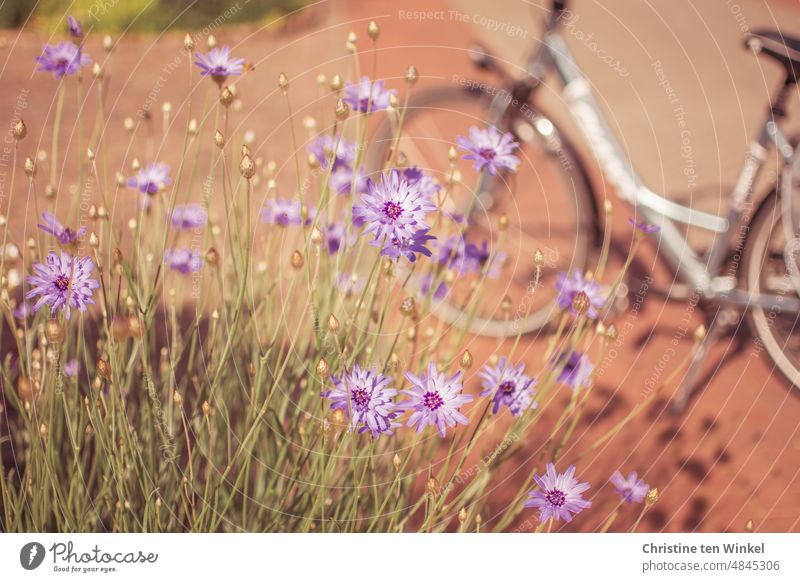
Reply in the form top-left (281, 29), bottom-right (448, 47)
top-left (743, 191), bottom-right (800, 388)
top-left (367, 85), bottom-right (598, 337)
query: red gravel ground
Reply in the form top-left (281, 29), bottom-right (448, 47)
top-left (2, 0), bottom-right (800, 532)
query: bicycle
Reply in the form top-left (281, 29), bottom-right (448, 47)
top-left (368, 0), bottom-right (800, 410)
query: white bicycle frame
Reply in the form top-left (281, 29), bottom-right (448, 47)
top-left (531, 30), bottom-right (800, 313)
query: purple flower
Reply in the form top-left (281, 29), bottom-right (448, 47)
top-left (524, 463), bottom-right (592, 524)
top-left (343, 76), bottom-right (396, 113)
top-left (419, 273), bottom-right (448, 300)
top-left (329, 166), bottom-right (368, 196)
top-left (353, 169), bottom-right (436, 249)
top-left (164, 248), bottom-right (202, 274)
top-left (37, 212), bottom-right (86, 246)
top-left (378, 229), bottom-right (435, 263)
top-left (127, 163), bottom-right (171, 196)
top-left (401, 362), bottom-right (473, 437)
top-left (434, 235), bottom-right (469, 273)
top-left (25, 252), bottom-right (99, 319)
top-left (325, 223), bottom-right (354, 255)
top-left (479, 357), bottom-right (537, 416)
top-left (464, 240), bottom-right (505, 279)
top-left (555, 351), bottom-right (594, 391)
top-left (555, 270), bottom-right (605, 318)
top-left (322, 364), bottom-right (400, 438)
top-left (194, 46), bottom-right (245, 84)
top-left (170, 204), bottom-right (207, 230)
top-left (610, 470), bottom-right (649, 504)
top-left (260, 198), bottom-right (314, 226)
top-left (63, 359), bottom-right (80, 378)
top-left (308, 135), bottom-right (357, 171)
top-left (67, 16), bottom-right (83, 38)
top-left (456, 125), bottom-right (520, 176)
top-left (36, 42), bottom-right (90, 79)
top-left (403, 167), bottom-right (441, 200)
top-left (629, 217), bottom-right (660, 235)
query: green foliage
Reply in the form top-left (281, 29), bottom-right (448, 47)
top-left (1, 0), bottom-right (308, 32)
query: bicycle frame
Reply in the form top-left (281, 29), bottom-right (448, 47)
top-left (489, 18), bottom-right (800, 313)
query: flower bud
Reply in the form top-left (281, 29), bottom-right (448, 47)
top-left (239, 154), bottom-right (255, 179)
top-left (97, 358), bottom-right (112, 381)
top-left (367, 21), bottom-right (380, 41)
top-left (45, 319), bottom-right (65, 345)
top-left (278, 72), bottom-right (289, 92)
top-left (12, 119), bottom-right (26, 140)
top-left (330, 74), bottom-right (343, 92)
top-left (206, 247), bottom-right (219, 267)
top-left (316, 358), bottom-right (330, 378)
top-left (425, 477), bottom-right (439, 496)
top-left (335, 98), bottom-right (349, 121)
top-left (400, 297), bottom-right (416, 318)
top-left (291, 250), bottom-right (304, 270)
top-left (328, 314), bottom-right (340, 333)
top-left (214, 130), bottom-right (225, 149)
top-left (183, 33), bottom-right (195, 52)
top-left (693, 325), bottom-right (707, 343)
top-left (459, 350), bottom-right (473, 370)
top-left (220, 86), bottom-right (234, 107)
top-left (24, 157), bottom-right (35, 176)
top-left (405, 64), bottom-right (418, 86)
top-left (645, 487), bottom-right (659, 506)
top-left (572, 291), bottom-right (590, 315)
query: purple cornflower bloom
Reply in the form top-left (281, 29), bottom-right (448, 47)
top-left (63, 359), bottom-right (80, 378)
top-left (434, 235), bottom-right (469, 273)
top-left (456, 125), bottom-right (520, 176)
top-left (419, 273), bottom-right (448, 300)
top-left (37, 212), bottom-right (86, 246)
top-left (479, 357), bottom-right (537, 416)
top-left (524, 463), bottom-right (592, 524)
top-left (25, 252), bottom-right (99, 320)
top-left (353, 169), bottom-right (436, 248)
top-left (325, 223), bottom-right (354, 255)
top-left (308, 135), bottom-right (357, 171)
top-left (464, 240), bottom-right (506, 279)
top-left (36, 42), bottom-right (90, 79)
top-left (329, 166), bottom-right (368, 195)
top-left (163, 248), bottom-right (202, 274)
top-left (343, 76), bottom-right (396, 113)
top-left (555, 270), bottom-right (605, 318)
top-left (401, 362), bottom-right (473, 437)
top-left (194, 46), bottom-right (245, 84)
top-left (170, 204), bottom-right (207, 230)
top-left (402, 167), bottom-right (441, 200)
top-left (127, 163), bottom-right (171, 195)
top-left (629, 217), bottom-right (660, 235)
top-left (322, 364), bottom-right (400, 438)
top-left (260, 198), bottom-right (314, 226)
top-left (378, 229), bottom-right (435, 263)
top-left (555, 351), bottom-right (594, 391)
top-left (610, 470), bottom-right (649, 504)
top-left (67, 16), bottom-right (83, 38)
